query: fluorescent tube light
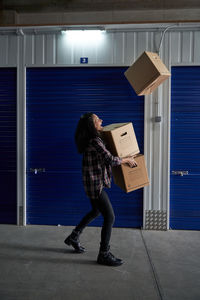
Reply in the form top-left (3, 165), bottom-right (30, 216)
top-left (61, 29), bottom-right (106, 44)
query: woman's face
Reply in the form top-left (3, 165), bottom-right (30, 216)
top-left (93, 114), bottom-right (103, 131)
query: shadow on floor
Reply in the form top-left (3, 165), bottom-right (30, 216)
top-left (0, 242), bottom-right (97, 265)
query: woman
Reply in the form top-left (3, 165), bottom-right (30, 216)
top-left (64, 113), bottom-right (137, 266)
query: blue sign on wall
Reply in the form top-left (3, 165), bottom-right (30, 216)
top-left (80, 57), bottom-right (88, 64)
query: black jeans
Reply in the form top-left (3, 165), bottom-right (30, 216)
top-left (75, 189), bottom-right (115, 252)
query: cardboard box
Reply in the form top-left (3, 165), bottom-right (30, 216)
top-left (102, 122), bottom-right (139, 158)
top-left (102, 122), bottom-right (149, 193)
top-left (124, 51), bottom-right (171, 95)
top-left (112, 154), bottom-right (149, 193)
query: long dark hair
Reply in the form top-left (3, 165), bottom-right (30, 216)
top-left (75, 112), bottom-right (100, 154)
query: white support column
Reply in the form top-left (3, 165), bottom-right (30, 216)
top-left (143, 93), bottom-right (153, 228)
top-left (143, 89), bottom-right (168, 231)
top-left (17, 34), bottom-right (26, 226)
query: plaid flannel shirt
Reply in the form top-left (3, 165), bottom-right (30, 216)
top-left (82, 137), bottom-right (122, 199)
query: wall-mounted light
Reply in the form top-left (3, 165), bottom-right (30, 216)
top-left (61, 28), bottom-right (106, 44)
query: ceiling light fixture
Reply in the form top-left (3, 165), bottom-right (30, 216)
top-left (61, 28), bottom-right (106, 44)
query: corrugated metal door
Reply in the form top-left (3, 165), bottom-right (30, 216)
top-left (0, 68), bottom-right (17, 224)
top-left (170, 66), bottom-right (200, 230)
top-left (26, 67), bottom-right (144, 228)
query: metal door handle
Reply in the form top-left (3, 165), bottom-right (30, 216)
top-left (30, 168), bottom-right (46, 174)
top-left (172, 170), bottom-right (189, 176)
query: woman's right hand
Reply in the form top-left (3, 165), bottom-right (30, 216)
top-left (121, 156), bottom-right (137, 168)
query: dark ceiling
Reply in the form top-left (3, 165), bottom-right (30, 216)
top-left (2, 0), bottom-right (200, 13)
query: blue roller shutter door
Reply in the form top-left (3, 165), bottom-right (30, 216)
top-left (170, 66), bottom-right (200, 230)
top-left (26, 67), bottom-right (144, 228)
top-left (0, 68), bottom-right (17, 224)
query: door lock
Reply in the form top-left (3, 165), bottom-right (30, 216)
top-left (172, 170), bottom-right (189, 176)
top-left (30, 168), bottom-right (45, 174)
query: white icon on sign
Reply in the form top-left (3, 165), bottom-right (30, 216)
top-left (80, 57), bottom-right (88, 64)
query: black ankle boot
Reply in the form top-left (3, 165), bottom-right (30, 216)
top-left (97, 249), bottom-right (123, 266)
top-left (64, 230), bottom-right (85, 253)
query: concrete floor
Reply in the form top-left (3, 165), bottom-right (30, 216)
top-left (0, 225), bottom-right (200, 300)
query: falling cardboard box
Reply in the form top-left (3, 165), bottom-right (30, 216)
top-left (102, 123), bottom-right (149, 193)
top-left (124, 51), bottom-right (171, 95)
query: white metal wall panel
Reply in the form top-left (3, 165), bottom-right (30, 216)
top-left (97, 33), bottom-right (114, 64)
top-left (171, 32), bottom-right (181, 64)
top-left (56, 34), bottom-right (71, 65)
top-left (0, 36), bottom-right (8, 65)
top-left (82, 38), bottom-right (98, 64)
top-left (22, 31), bottom-right (155, 67)
top-left (35, 35), bottom-right (45, 65)
top-left (8, 36), bottom-right (18, 66)
top-left (113, 32), bottom-right (124, 64)
top-left (125, 32), bottom-right (135, 64)
top-left (45, 34), bottom-right (56, 65)
top-left (136, 32), bottom-right (149, 59)
top-left (25, 35), bottom-right (34, 65)
top-left (194, 31), bottom-right (200, 63)
top-left (0, 24), bottom-right (200, 227)
top-left (182, 32), bottom-right (192, 62)
top-left (1, 28), bottom-right (200, 66)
